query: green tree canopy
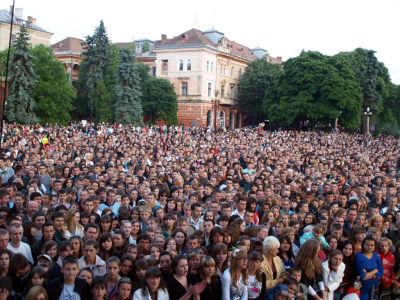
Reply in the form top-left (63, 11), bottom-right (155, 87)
top-left (263, 51), bottom-right (363, 129)
top-left (31, 44), bottom-right (75, 125)
top-left (238, 59), bottom-right (281, 123)
top-left (114, 48), bottom-right (143, 125)
top-left (5, 25), bottom-right (39, 124)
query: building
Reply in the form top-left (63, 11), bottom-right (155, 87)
top-left (153, 28), bottom-right (282, 128)
top-left (0, 7), bottom-right (53, 51)
top-left (50, 37), bottom-right (85, 85)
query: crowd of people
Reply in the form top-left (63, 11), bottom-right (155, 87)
top-left (0, 121), bottom-right (399, 300)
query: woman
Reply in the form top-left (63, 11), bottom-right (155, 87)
top-left (322, 249), bottom-right (346, 300)
top-left (26, 286), bottom-right (48, 300)
top-left (70, 236), bottom-right (84, 259)
top-left (65, 209), bottom-right (84, 239)
top-left (22, 221), bottom-right (37, 246)
top-left (198, 256), bottom-right (222, 300)
top-left (166, 254), bottom-right (207, 300)
top-left (133, 267), bottom-right (169, 300)
top-left (221, 249), bottom-right (248, 300)
top-left (229, 218), bottom-right (246, 245)
top-left (100, 214), bottom-right (113, 235)
top-left (164, 199), bottom-right (177, 214)
top-left (340, 240), bottom-right (356, 295)
top-left (294, 239), bottom-right (326, 300)
top-left (171, 229), bottom-right (187, 253)
top-left (22, 266), bottom-right (47, 298)
top-left (98, 232), bottom-right (118, 261)
top-left (247, 251), bottom-right (266, 300)
top-left (278, 235), bottom-right (295, 270)
top-left (260, 236), bottom-right (286, 300)
top-left (163, 213), bottom-right (176, 236)
top-left (212, 243), bottom-right (229, 278)
top-left (119, 254), bottom-right (135, 279)
top-left (0, 249), bottom-right (11, 275)
top-left (159, 251), bottom-right (173, 280)
top-left (354, 236), bottom-right (384, 300)
top-left (42, 240), bottom-right (58, 265)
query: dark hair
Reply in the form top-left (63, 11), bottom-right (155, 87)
top-left (0, 276), bottom-right (12, 292)
top-left (139, 267), bottom-right (167, 296)
top-left (22, 221), bottom-right (36, 246)
top-left (247, 251), bottom-right (263, 282)
top-left (361, 236), bottom-right (377, 253)
top-left (171, 254), bottom-right (187, 274)
top-left (133, 259), bottom-right (149, 281)
top-left (9, 253), bottom-right (29, 273)
top-left (98, 232), bottom-right (116, 261)
top-left (62, 255), bottom-right (79, 268)
top-left (28, 266), bottom-right (47, 289)
top-left (91, 275), bottom-right (107, 289)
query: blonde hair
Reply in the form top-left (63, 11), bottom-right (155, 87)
top-left (65, 208), bottom-right (83, 233)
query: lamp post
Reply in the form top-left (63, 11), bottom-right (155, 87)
top-left (334, 111), bottom-right (342, 129)
top-left (364, 107), bottom-right (372, 135)
top-left (211, 99), bottom-right (215, 129)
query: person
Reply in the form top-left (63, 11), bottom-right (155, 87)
top-left (7, 223), bottom-right (34, 264)
top-left (47, 255), bottom-right (91, 300)
top-left (260, 236), bottom-right (286, 299)
top-left (294, 239), bottom-right (325, 300)
top-left (78, 268), bottom-right (93, 286)
top-left (25, 286), bottom-right (48, 300)
top-left (64, 209), bottom-right (84, 239)
top-left (211, 243), bottom-right (229, 278)
top-left (166, 254), bottom-right (207, 300)
top-left (354, 236), bottom-right (384, 300)
top-left (376, 237), bottom-right (399, 296)
top-left (78, 239), bottom-right (106, 276)
top-left (288, 266), bottom-right (307, 300)
top-left (104, 257), bottom-right (121, 298)
top-left (197, 256), bottom-right (222, 300)
top-left (247, 251), bottom-right (266, 300)
top-left (7, 253), bottom-right (31, 294)
top-left (110, 277), bottom-right (133, 300)
top-left (221, 249), bottom-right (248, 300)
top-left (133, 267), bottom-right (169, 300)
top-left (274, 284), bottom-right (290, 300)
top-left (47, 241), bottom-right (73, 281)
top-left (21, 266), bottom-right (47, 298)
top-left (321, 250), bottom-right (346, 300)
top-left (90, 276), bottom-right (109, 300)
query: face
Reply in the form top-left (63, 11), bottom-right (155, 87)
top-left (166, 239), bottom-right (177, 250)
top-left (114, 234), bottom-right (124, 248)
top-left (107, 262), bottom-right (120, 278)
top-left (175, 258), bottom-right (189, 276)
top-left (364, 240), bottom-right (375, 253)
top-left (145, 276), bottom-right (161, 293)
top-left (118, 283), bottom-right (132, 300)
top-left (84, 245), bottom-right (98, 261)
top-left (174, 232), bottom-right (185, 245)
top-left (160, 255), bottom-right (171, 272)
top-left (79, 270), bottom-right (93, 286)
top-left (343, 244), bottom-right (353, 257)
top-left (379, 241), bottom-right (389, 254)
top-left (62, 262), bottom-right (79, 282)
top-left (0, 254), bottom-right (9, 270)
top-left (150, 247), bottom-right (161, 261)
top-left (120, 260), bottom-right (134, 276)
top-left (136, 268), bottom-right (146, 280)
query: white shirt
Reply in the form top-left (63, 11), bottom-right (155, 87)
top-left (231, 209), bottom-right (245, 219)
top-left (7, 242), bottom-right (33, 264)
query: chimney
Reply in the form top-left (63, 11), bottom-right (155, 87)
top-left (32, 18), bottom-right (36, 25)
top-left (10, 5), bottom-right (13, 12)
top-left (277, 56), bottom-right (282, 62)
top-left (28, 16), bottom-right (33, 23)
top-left (161, 34), bottom-right (167, 42)
top-left (14, 8), bottom-right (23, 19)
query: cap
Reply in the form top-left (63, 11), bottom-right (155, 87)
top-left (138, 199), bottom-right (146, 206)
top-left (275, 284), bottom-right (289, 296)
top-left (37, 254), bottom-right (51, 262)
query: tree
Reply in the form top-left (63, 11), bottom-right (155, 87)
top-left (5, 25), bottom-right (39, 124)
top-left (77, 20), bottom-right (109, 119)
top-left (114, 48), bottom-right (143, 125)
top-left (31, 45), bottom-right (75, 125)
top-left (142, 40), bottom-right (150, 52)
top-left (362, 50), bottom-right (382, 112)
top-left (238, 59), bottom-right (281, 123)
top-left (94, 80), bottom-right (113, 123)
top-left (263, 51), bottom-right (363, 129)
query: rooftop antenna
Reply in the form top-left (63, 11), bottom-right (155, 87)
top-left (213, 13), bottom-right (214, 29)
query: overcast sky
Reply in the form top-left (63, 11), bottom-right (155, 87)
top-left (9, 0), bottom-right (400, 84)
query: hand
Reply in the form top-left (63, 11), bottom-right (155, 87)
top-left (326, 246), bottom-right (331, 251)
top-left (277, 278), bottom-right (285, 284)
top-left (0, 289), bottom-right (9, 300)
top-left (189, 282), bottom-right (208, 295)
top-left (297, 292), bottom-right (303, 297)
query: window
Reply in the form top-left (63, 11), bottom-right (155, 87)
top-left (231, 67), bottom-right (234, 77)
top-left (221, 85), bottom-right (225, 98)
top-left (181, 82), bottom-right (187, 95)
top-left (230, 86), bottom-right (234, 99)
top-left (220, 111), bottom-right (225, 128)
top-left (152, 67), bottom-right (156, 76)
top-left (208, 83), bottom-right (212, 97)
top-left (211, 62), bottom-right (214, 73)
top-left (207, 61), bottom-right (209, 72)
top-left (220, 64), bottom-right (223, 75)
top-left (179, 59), bottom-right (184, 71)
top-left (239, 68), bottom-right (242, 79)
top-left (224, 65), bottom-right (226, 75)
top-left (187, 59), bottom-right (192, 71)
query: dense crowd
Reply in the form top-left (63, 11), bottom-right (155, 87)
top-left (0, 121), bottom-right (399, 300)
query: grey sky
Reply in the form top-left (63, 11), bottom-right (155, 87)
top-left (10, 0), bottom-right (400, 84)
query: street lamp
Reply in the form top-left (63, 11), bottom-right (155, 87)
top-left (364, 107), bottom-right (372, 135)
top-left (334, 111), bottom-right (342, 130)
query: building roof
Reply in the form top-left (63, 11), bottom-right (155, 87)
top-left (0, 9), bottom-right (51, 33)
top-left (50, 37), bottom-right (85, 54)
top-left (158, 28), bottom-right (215, 48)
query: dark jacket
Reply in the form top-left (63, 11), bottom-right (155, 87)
top-left (7, 265), bottom-right (31, 294)
top-left (47, 276), bottom-right (91, 300)
top-left (31, 237), bottom-right (59, 263)
top-left (47, 262), bottom-right (62, 282)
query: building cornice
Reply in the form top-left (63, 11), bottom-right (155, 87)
top-left (0, 21), bottom-right (54, 36)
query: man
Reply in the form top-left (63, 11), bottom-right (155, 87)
top-left (7, 223), bottom-right (33, 264)
top-left (388, 220), bottom-right (400, 246)
top-left (37, 164), bottom-right (51, 191)
top-left (239, 173), bottom-right (252, 193)
top-left (232, 197), bottom-right (246, 218)
top-left (77, 239), bottom-right (106, 276)
top-left (343, 208), bottom-right (357, 233)
top-left (99, 189), bottom-right (120, 216)
top-left (381, 196), bottom-right (400, 214)
top-left (188, 203), bottom-right (203, 234)
top-left (7, 254), bottom-right (31, 294)
top-left (83, 223), bottom-right (99, 242)
top-left (0, 229), bottom-right (9, 250)
top-left (31, 222), bottom-right (56, 263)
top-left (51, 211), bottom-right (67, 242)
top-left (244, 210), bottom-right (255, 228)
top-left (0, 157), bottom-right (14, 183)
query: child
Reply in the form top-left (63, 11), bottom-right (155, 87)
top-left (300, 224), bottom-right (331, 250)
top-left (111, 277), bottom-right (133, 300)
top-left (377, 237), bottom-right (400, 295)
top-left (91, 276), bottom-right (109, 300)
top-left (351, 226), bottom-right (366, 254)
top-left (322, 250), bottom-right (346, 300)
top-left (288, 266), bottom-right (307, 300)
top-left (47, 255), bottom-right (91, 300)
top-left (286, 278), bottom-right (299, 299)
top-left (105, 256), bottom-right (121, 298)
top-left (326, 236), bottom-right (338, 251)
top-left (78, 239), bottom-right (106, 276)
top-left (139, 206), bottom-right (151, 230)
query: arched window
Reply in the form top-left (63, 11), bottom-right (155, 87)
top-left (224, 64), bottom-right (226, 75)
top-left (211, 62), bottom-right (214, 73)
top-left (179, 59), bottom-right (184, 71)
top-left (207, 61), bottom-right (209, 72)
top-left (220, 64), bottom-right (223, 75)
top-left (187, 59), bottom-right (192, 71)
top-left (239, 68), bottom-right (242, 79)
top-left (231, 67), bottom-right (234, 77)
top-left (220, 110), bottom-right (225, 128)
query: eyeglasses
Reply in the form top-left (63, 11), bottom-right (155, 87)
top-left (187, 249), bottom-right (200, 254)
top-left (238, 258), bottom-right (248, 262)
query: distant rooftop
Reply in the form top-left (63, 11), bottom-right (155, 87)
top-left (50, 37), bottom-right (85, 54)
top-left (0, 7), bottom-right (52, 34)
